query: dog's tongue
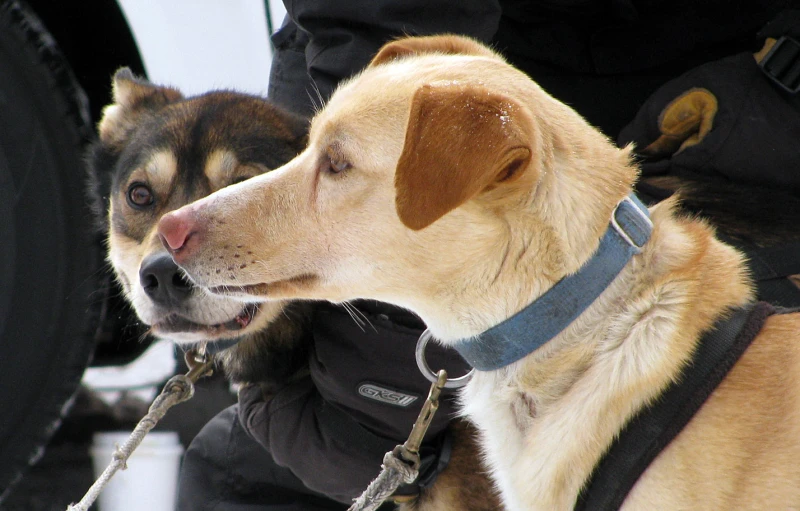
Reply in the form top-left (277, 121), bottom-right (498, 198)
top-left (157, 304), bottom-right (258, 334)
top-left (223, 303), bottom-right (258, 330)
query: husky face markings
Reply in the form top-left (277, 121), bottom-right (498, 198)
top-left (107, 148), bottom-right (275, 343)
top-left (91, 69), bottom-right (307, 344)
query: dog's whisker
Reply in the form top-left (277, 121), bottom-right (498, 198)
top-left (340, 302), bottom-right (367, 332)
top-left (307, 80), bottom-right (324, 116)
top-left (138, 329), bottom-right (153, 344)
top-left (349, 302), bottom-right (377, 333)
top-left (340, 301), bottom-right (362, 326)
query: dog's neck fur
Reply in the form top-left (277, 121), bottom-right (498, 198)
top-left (447, 197), bottom-right (754, 510)
top-left (388, 137), bottom-right (754, 509)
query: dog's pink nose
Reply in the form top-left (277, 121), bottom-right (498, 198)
top-left (158, 208), bottom-right (199, 257)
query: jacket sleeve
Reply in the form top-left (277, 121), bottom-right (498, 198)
top-left (237, 376), bottom-right (400, 504)
top-left (270, 0), bottom-right (501, 115)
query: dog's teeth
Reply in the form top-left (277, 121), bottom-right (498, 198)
top-left (235, 310), bottom-right (252, 327)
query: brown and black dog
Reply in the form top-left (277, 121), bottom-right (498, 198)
top-left (159, 35), bottom-right (800, 510)
top-left (87, 69), bottom-right (312, 387)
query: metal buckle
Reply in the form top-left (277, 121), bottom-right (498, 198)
top-left (610, 196), bottom-right (652, 254)
top-left (415, 330), bottom-right (474, 389)
top-left (759, 36), bottom-right (800, 94)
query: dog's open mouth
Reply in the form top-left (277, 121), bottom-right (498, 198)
top-left (152, 303), bottom-right (260, 335)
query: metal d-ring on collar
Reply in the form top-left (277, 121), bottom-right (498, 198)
top-left (415, 329), bottom-right (475, 389)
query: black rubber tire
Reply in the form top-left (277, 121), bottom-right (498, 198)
top-left (0, 0), bottom-right (99, 501)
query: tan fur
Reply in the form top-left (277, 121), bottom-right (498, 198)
top-left (204, 150), bottom-right (269, 191)
top-left (160, 35), bottom-right (800, 510)
top-left (369, 33), bottom-right (501, 67)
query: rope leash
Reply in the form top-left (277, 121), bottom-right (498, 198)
top-left (348, 370), bottom-right (448, 511)
top-left (66, 349), bottom-right (214, 511)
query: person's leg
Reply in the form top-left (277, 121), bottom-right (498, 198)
top-left (178, 405), bottom-right (348, 511)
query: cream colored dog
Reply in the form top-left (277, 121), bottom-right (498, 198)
top-left (158, 35), bottom-right (800, 510)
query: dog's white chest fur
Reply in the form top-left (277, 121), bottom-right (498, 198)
top-left (461, 361), bottom-right (596, 510)
top-left (460, 372), bottom-right (534, 510)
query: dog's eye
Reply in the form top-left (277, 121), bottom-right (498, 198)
top-left (127, 183), bottom-right (154, 208)
top-left (331, 158), bottom-right (351, 173)
top-left (322, 156), bottom-right (351, 174)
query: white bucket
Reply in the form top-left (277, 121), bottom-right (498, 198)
top-left (90, 431), bottom-right (184, 511)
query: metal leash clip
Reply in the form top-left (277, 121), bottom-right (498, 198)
top-left (415, 329), bottom-right (474, 389)
top-left (395, 369), bottom-right (448, 468)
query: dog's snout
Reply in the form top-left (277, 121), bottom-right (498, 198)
top-left (139, 252), bottom-right (193, 306)
top-left (158, 208), bottom-right (201, 260)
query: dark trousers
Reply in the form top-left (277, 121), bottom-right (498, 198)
top-left (177, 405), bottom-right (348, 511)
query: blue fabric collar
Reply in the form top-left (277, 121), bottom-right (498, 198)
top-left (453, 195), bottom-right (652, 371)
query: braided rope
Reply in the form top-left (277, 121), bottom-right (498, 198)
top-left (348, 450), bottom-right (420, 511)
top-left (66, 373), bottom-right (198, 511)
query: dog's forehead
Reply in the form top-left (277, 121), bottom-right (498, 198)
top-left (119, 93), bottom-right (298, 177)
top-left (140, 150), bottom-right (178, 185)
top-left (309, 60), bottom-right (440, 145)
top-left (314, 55), bottom-right (522, 138)
top-left (314, 77), bottom-right (410, 135)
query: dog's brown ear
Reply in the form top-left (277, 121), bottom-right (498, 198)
top-left (395, 83), bottom-right (532, 230)
top-left (370, 34), bottom-right (499, 67)
top-left (98, 67), bottom-right (183, 145)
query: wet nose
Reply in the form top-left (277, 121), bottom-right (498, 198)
top-left (139, 252), bottom-right (193, 306)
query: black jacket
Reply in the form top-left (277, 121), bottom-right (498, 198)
top-left (238, 302), bottom-right (470, 504)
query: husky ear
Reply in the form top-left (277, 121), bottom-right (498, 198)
top-left (369, 34), bottom-right (500, 67)
top-left (282, 110), bottom-right (311, 154)
top-left (395, 83), bottom-right (533, 231)
top-left (98, 68), bottom-right (183, 145)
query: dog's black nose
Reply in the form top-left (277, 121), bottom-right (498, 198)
top-left (139, 252), bottom-right (193, 306)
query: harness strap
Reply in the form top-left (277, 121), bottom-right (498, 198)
top-left (739, 240), bottom-right (800, 307)
top-left (734, 239), bottom-right (800, 282)
top-left (575, 301), bottom-right (775, 511)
